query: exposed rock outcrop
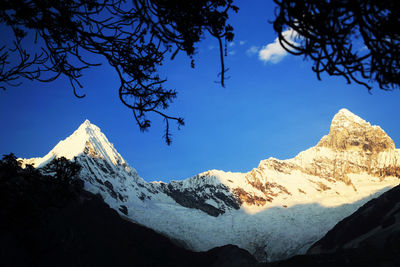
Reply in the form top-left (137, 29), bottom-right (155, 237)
top-left (19, 108), bottom-right (400, 262)
top-left (318, 108), bottom-right (395, 153)
top-left (255, 109), bottom-right (400, 192)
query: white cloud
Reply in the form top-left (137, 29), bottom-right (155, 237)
top-left (208, 45), bottom-right (215, 50)
top-left (228, 50), bottom-right (236, 56)
top-left (239, 40), bottom-right (247, 46)
top-left (258, 28), bottom-right (299, 64)
top-left (246, 46), bottom-right (259, 57)
top-left (228, 42), bottom-right (235, 47)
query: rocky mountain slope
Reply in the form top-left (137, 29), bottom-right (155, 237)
top-left (308, 184), bottom-right (400, 257)
top-left (0, 160), bottom-right (260, 267)
top-left (21, 108), bottom-right (400, 261)
top-left (270, 184), bottom-right (400, 267)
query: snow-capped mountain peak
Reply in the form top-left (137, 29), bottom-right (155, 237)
top-left (75, 119), bottom-right (127, 166)
top-left (21, 109), bottom-right (400, 262)
top-left (23, 120), bottom-right (129, 169)
top-left (317, 108), bottom-right (395, 152)
top-left (332, 108), bottom-right (366, 126)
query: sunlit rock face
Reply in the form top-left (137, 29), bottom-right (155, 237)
top-left (235, 109), bottom-right (400, 206)
top-left (318, 108), bottom-right (395, 152)
top-left (21, 109), bottom-right (400, 262)
top-left (294, 109), bottom-right (400, 185)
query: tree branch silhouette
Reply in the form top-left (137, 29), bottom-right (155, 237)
top-left (0, 0), bottom-right (238, 144)
top-left (273, 0), bottom-right (400, 91)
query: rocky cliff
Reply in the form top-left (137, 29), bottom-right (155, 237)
top-left (21, 108), bottom-right (400, 262)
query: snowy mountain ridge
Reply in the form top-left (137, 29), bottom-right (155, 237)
top-left (23, 119), bottom-right (132, 169)
top-left (21, 109), bottom-right (400, 262)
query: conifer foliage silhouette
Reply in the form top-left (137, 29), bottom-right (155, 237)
top-left (0, 0), bottom-right (237, 144)
top-left (2, 0), bottom-right (399, 144)
top-left (273, 0), bottom-right (400, 91)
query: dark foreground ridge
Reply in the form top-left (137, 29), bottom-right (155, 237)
top-left (0, 155), bottom-right (260, 267)
top-left (270, 184), bottom-right (400, 267)
top-left (3, 153), bottom-right (400, 267)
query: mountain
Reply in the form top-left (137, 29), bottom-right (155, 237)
top-left (21, 108), bottom-right (400, 262)
top-left (0, 161), bottom-right (261, 267)
top-left (308, 183), bottom-right (400, 257)
top-left (269, 184), bottom-right (400, 267)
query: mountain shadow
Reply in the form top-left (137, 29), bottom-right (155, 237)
top-left (269, 184), bottom-right (400, 267)
top-left (0, 155), bottom-right (261, 267)
top-left (18, 111), bottom-right (400, 262)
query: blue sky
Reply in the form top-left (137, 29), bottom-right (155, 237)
top-left (1, 0), bottom-right (400, 182)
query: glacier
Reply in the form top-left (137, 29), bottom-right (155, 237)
top-left (21, 108), bottom-right (400, 262)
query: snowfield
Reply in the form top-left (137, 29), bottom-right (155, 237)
top-left (21, 109), bottom-right (400, 262)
